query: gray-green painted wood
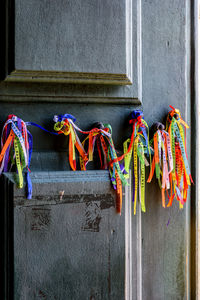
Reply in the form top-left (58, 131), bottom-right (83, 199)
top-left (0, 0), bottom-right (196, 299)
top-left (141, 0), bottom-right (191, 299)
top-left (15, 0), bottom-right (127, 74)
top-left (0, 0), bottom-right (140, 100)
top-left (0, 81), bottom-right (141, 104)
top-left (4, 171), bottom-right (133, 300)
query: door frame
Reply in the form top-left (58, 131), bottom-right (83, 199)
top-left (191, 0), bottom-right (199, 298)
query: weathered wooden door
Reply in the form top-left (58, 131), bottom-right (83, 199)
top-left (0, 0), bottom-right (197, 299)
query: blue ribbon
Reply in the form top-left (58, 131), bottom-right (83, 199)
top-left (4, 123), bottom-right (11, 172)
top-left (131, 110), bottom-right (144, 119)
top-left (54, 114), bottom-right (76, 123)
top-left (26, 122), bottom-right (59, 135)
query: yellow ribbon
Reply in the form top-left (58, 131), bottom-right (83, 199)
top-left (14, 137), bottom-right (23, 188)
top-left (133, 136), bottom-right (139, 215)
top-left (140, 142), bottom-right (146, 212)
top-left (123, 138), bottom-right (133, 179)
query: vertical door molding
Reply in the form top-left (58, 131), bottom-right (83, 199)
top-left (191, 0), bottom-right (199, 298)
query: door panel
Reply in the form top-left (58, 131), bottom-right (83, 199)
top-left (2, 0), bottom-right (140, 97)
top-left (1, 0), bottom-right (140, 102)
top-left (15, 0), bottom-right (128, 79)
top-left (2, 171), bottom-right (138, 300)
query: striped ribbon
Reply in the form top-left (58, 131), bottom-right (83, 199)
top-left (122, 110), bottom-right (150, 215)
top-left (0, 115), bottom-right (30, 196)
top-left (166, 106), bottom-right (193, 207)
top-left (147, 123), bottom-right (173, 208)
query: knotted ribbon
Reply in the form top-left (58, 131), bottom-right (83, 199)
top-left (126, 111), bottom-right (150, 214)
top-left (0, 115), bottom-right (33, 198)
top-left (147, 122), bottom-right (173, 207)
top-left (165, 106), bottom-right (193, 207)
top-left (53, 114), bottom-right (88, 171)
top-left (79, 121), bottom-right (127, 214)
top-left (94, 123), bottom-right (127, 214)
top-left (116, 110), bottom-right (150, 214)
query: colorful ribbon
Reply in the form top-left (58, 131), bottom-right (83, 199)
top-left (0, 115), bottom-right (32, 197)
top-left (97, 123), bottom-right (127, 214)
top-left (53, 114), bottom-right (89, 171)
top-left (0, 116), bottom-right (60, 199)
top-left (165, 106), bottom-right (193, 207)
top-left (122, 110), bottom-right (150, 214)
top-left (0, 108), bottom-right (192, 213)
top-left (26, 122), bottom-right (59, 136)
top-left (147, 122), bottom-right (173, 207)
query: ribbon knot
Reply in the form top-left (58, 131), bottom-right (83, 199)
top-left (0, 115), bottom-right (33, 199)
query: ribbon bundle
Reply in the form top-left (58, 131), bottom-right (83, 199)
top-left (165, 106), bottom-right (193, 207)
top-left (53, 114), bottom-right (88, 171)
top-left (147, 122), bottom-right (173, 207)
top-left (147, 106), bottom-right (193, 208)
top-left (93, 123), bottom-right (127, 214)
top-left (0, 115), bottom-right (58, 199)
top-left (82, 122), bottom-right (128, 214)
top-left (123, 110), bottom-right (150, 214)
top-left (80, 122), bottom-right (110, 170)
top-left (0, 115), bottom-right (33, 199)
